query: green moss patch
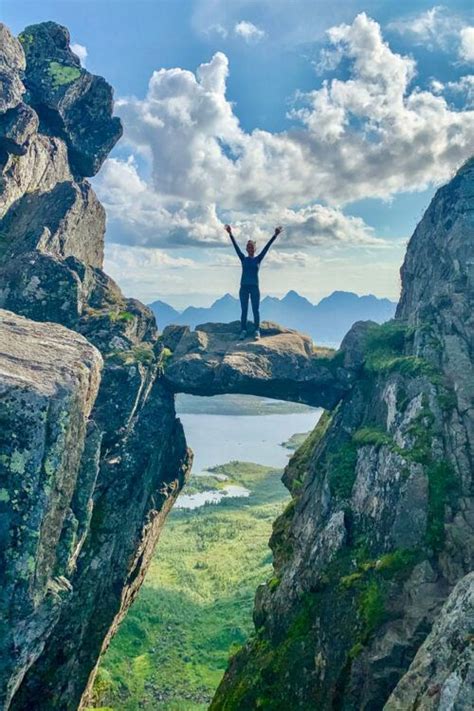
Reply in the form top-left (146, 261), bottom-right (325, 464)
top-left (109, 310), bottom-right (135, 323)
top-left (352, 427), bottom-right (393, 448)
top-left (426, 461), bottom-right (458, 551)
top-left (326, 441), bottom-right (358, 498)
top-left (284, 410), bottom-right (332, 494)
top-left (48, 61), bottom-right (81, 88)
top-left (363, 321), bottom-right (434, 377)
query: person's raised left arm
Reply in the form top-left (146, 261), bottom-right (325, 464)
top-left (257, 226), bottom-right (283, 262)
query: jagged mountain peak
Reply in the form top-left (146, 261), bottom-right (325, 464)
top-left (212, 292), bottom-right (238, 305)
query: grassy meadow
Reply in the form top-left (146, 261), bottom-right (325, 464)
top-left (88, 461), bottom-right (291, 710)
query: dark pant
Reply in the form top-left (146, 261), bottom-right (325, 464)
top-left (239, 285), bottom-right (260, 331)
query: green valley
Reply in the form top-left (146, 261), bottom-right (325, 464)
top-left (88, 461), bottom-right (291, 710)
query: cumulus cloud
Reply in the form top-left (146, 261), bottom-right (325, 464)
top-left (95, 157), bottom-right (382, 250)
top-left (95, 157), bottom-right (228, 247)
top-left (388, 6), bottom-right (460, 50)
top-left (99, 13), bottom-right (474, 252)
top-left (116, 14), bottom-right (473, 204)
top-left (71, 42), bottom-right (88, 66)
top-left (234, 20), bottom-right (266, 42)
top-left (459, 27), bottom-right (474, 62)
top-left (228, 204), bottom-right (382, 248)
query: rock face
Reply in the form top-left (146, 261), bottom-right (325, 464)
top-left (385, 572), bottom-right (474, 710)
top-left (211, 159), bottom-right (474, 710)
top-left (163, 320), bottom-right (365, 409)
top-left (0, 22), bottom-right (190, 711)
top-left (0, 310), bottom-right (102, 709)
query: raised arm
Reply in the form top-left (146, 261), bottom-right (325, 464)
top-left (257, 226), bottom-right (283, 262)
top-left (225, 224), bottom-right (244, 260)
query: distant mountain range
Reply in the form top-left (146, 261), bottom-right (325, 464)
top-left (149, 290), bottom-right (397, 346)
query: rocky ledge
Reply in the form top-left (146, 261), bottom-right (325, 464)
top-left (162, 320), bottom-right (369, 409)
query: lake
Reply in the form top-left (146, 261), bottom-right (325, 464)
top-left (177, 405), bottom-right (322, 473)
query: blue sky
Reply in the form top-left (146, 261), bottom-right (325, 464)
top-left (3, 0), bottom-right (474, 307)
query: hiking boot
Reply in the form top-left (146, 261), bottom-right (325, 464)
top-left (254, 329), bottom-right (261, 340)
top-left (238, 330), bottom-right (247, 340)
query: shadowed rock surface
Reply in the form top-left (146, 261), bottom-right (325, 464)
top-left (163, 320), bottom-right (367, 409)
top-left (385, 572), bottom-right (474, 710)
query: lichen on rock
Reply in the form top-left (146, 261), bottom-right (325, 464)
top-left (0, 310), bottom-right (102, 709)
top-left (0, 20), bottom-right (191, 711)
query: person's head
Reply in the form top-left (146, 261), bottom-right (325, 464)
top-left (246, 240), bottom-right (256, 256)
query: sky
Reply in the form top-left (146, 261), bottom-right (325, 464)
top-left (3, 0), bottom-right (474, 308)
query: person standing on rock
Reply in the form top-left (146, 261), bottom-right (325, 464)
top-left (224, 224), bottom-right (283, 340)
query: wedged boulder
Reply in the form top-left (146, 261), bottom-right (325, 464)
top-left (384, 572), bottom-right (474, 710)
top-left (0, 309), bottom-right (102, 710)
top-left (19, 22), bottom-right (122, 176)
top-left (0, 180), bottom-right (105, 267)
top-left (162, 320), bottom-right (357, 409)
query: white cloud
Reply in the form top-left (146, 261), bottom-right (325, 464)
top-left (115, 14), bottom-right (473, 205)
top-left (227, 204), bottom-right (382, 248)
top-left (96, 156), bottom-right (383, 250)
top-left (104, 243), bottom-right (199, 302)
top-left (95, 157), bottom-right (228, 247)
top-left (71, 42), bottom-right (88, 66)
top-left (388, 7), bottom-right (474, 63)
top-left (234, 20), bottom-right (266, 42)
top-left (388, 6), bottom-right (461, 50)
top-left (105, 243), bottom-right (196, 271)
top-left (98, 13), bottom-right (474, 255)
top-left (459, 27), bottom-right (474, 62)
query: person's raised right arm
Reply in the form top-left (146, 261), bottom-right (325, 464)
top-left (224, 224), bottom-right (244, 260)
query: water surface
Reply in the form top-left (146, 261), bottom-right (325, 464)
top-left (177, 409), bottom-right (322, 473)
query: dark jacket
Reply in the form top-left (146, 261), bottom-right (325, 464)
top-left (229, 233), bottom-right (278, 286)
